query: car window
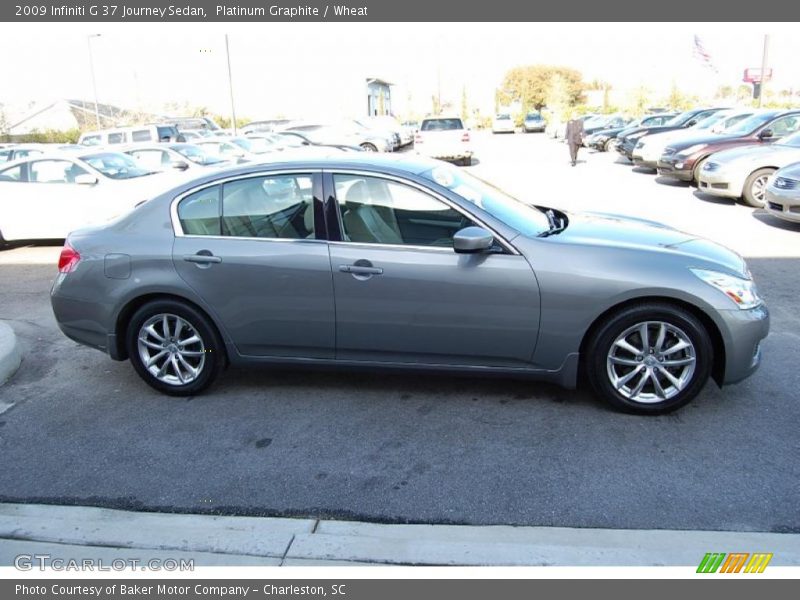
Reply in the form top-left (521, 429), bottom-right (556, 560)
top-left (80, 152), bottom-right (155, 179)
top-left (29, 160), bottom-right (89, 184)
top-left (334, 174), bottom-right (475, 247)
top-left (222, 174), bottom-right (314, 239)
top-left (131, 129), bottom-right (152, 142)
top-left (15, 149), bottom-right (43, 159)
top-left (107, 132), bottom-right (126, 144)
top-left (178, 186), bottom-right (221, 236)
top-left (0, 150), bottom-right (11, 162)
top-left (0, 163), bottom-right (24, 182)
top-left (767, 115), bottom-right (800, 138)
top-left (420, 118), bottom-right (464, 131)
top-left (81, 135), bottom-right (102, 146)
top-left (129, 149), bottom-right (170, 169)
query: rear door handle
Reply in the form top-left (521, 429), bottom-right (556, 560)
top-left (183, 254), bottom-right (222, 264)
top-left (339, 265), bottom-right (383, 275)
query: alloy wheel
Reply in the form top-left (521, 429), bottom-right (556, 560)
top-left (137, 313), bottom-right (206, 386)
top-left (606, 321), bottom-right (696, 403)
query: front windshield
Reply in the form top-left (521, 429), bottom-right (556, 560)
top-left (777, 131), bottom-right (800, 148)
top-left (421, 164), bottom-right (550, 236)
top-left (171, 144), bottom-right (226, 165)
top-left (277, 134), bottom-right (307, 148)
top-left (693, 112), bottom-right (728, 130)
top-left (79, 152), bottom-right (155, 179)
top-left (230, 137), bottom-right (276, 154)
top-left (664, 111), bottom-right (694, 127)
top-left (723, 112), bottom-right (778, 136)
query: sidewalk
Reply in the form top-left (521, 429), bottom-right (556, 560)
top-left (1, 503), bottom-right (798, 567)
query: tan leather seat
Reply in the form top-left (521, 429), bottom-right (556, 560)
top-left (342, 180), bottom-right (403, 245)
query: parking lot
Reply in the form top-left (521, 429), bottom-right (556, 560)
top-left (0, 131), bottom-right (798, 533)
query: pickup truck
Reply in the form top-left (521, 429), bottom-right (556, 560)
top-left (414, 117), bottom-right (473, 166)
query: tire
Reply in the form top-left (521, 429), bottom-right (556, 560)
top-left (742, 168), bottom-right (775, 208)
top-left (691, 157), bottom-right (709, 186)
top-left (126, 299), bottom-right (225, 396)
top-left (360, 143), bottom-right (378, 152)
top-left (461, 156), bottom-right (472, 166)
top-left (604, 139), bottom-right (617, 152)
top-left (585, 302), bottom-right (712, 415)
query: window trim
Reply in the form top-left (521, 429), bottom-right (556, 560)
top-left (170, 169), bottom-right (325, 242)
top-left (323, 169), bottom-right (519, 255)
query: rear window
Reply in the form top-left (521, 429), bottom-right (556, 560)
top-left (421, 118), bottom-right (464, 131)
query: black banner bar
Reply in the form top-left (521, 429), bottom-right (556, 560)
top-left (2, 0), bottom-right (800, 22)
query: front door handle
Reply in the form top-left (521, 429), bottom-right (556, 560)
top-left (339, 265), bottom-right (383, 275)
top-left (183, 253), bottom-right (222, 264)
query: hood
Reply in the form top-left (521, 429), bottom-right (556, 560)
top-left (551, 211), bottom-right (747, 276)
top-left (668, 133), bottom-right (743, 151)
top-left (708, 143), bottom-right (800, 166)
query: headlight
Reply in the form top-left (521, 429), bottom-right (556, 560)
top-left (678, 144), bottom-right (707, 157)
top-left (691, 269), bottom-right (763, 309)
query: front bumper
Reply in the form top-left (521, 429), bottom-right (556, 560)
top-left (523, 123), bottom-right (545, 132)
top-left (717, 303), bottom-right (769, 385)
top-left (657, 156), bottom-right (695, 181)
top-left (696, 169), bottom-right (744, 199)
top-left (765, 186), bottom-right (800, 223)
top-left (617, 139), bottom-right (636, 159)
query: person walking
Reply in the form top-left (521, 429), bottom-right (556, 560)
top-left (565, 114), bottom-right (584, 166)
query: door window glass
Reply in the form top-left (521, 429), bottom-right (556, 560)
top-left (178, 186), bottom-right (220, 236)
top-left (333, 174), bottom-right (473, 247)
top-left (29, 160), bottom-right (88, 183)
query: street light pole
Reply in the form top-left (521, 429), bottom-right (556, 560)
top-left (224, 34), bottom-right (238, 135)
top-left (87, 34), bottom-right (101, 128)
top-left (758, 34), bottom-right (770, 108)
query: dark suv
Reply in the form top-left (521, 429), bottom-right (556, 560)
top-left (657, 110), bottom-right (800, 183)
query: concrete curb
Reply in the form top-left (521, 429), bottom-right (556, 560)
top-left (0, 321), bottom-right (22, 389)
top-left (1, 503), bottom-right (799, 567)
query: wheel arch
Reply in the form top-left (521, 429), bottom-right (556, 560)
top-left (578, 295), bottom-right (726, 387)
top-left (112, 292), bottom-right (230, 365)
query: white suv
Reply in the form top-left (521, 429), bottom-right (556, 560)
top-left (414, 117), bottom-right (473, 166)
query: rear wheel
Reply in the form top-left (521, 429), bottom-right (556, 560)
top-left (742, 168), bottom-right (775, 207)
top-left (604, 138), bottom-right (617, 152)
top-left (126, 299), bottom-right (225, 396)
top-left (360, 143), bottom-right (378, 152)
top-left (586, 303), bottom-right (712, 414)
top-left (461, 156), bottom-right (472, 166)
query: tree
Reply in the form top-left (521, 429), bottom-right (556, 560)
top-left (546, 73), bottom-right (573, 121)
top-left (665, 82), bottom-right (696, 111)
top-left (461, 85), bottom-right (469, 122)
top-left (499, 65), bottom-right (584, 112)
top-left (626, 86), bottom-right (652, 117)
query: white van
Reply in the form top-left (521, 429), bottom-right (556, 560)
top-left (79, 124), bottom-right (184, 146)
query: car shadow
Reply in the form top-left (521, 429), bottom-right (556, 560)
top-left (654, 176), bottom-right (690, 187)
top-left (751, 209), bottom-right (800, 231)
top-left (632, 166), bottom-right (658, 175)
top-left (692, 190), bottom-right (737, 205)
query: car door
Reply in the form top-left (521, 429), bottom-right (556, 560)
top-left (325, 171), bottom-right (540, 368)
top-left (171, 170), bottom-right (335, 358)
top-left (5, 159), bottom-right (96, 239)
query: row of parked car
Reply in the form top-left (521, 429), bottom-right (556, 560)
top-left (573, 107), bottom-right (800, 225)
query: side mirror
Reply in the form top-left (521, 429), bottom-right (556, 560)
top-left (686, 119), bottom-right (697, 127)
top-left (74, 174), bottom-right (98, 186)
top-left (453, 226), bottom-right (494, 254)
top-left (759, 128), bottom-right (773, 140)
top-left (171, 160), bottom-right (190, 171)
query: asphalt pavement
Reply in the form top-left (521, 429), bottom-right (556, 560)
top-left (0, 133), bottom-right (798, 533)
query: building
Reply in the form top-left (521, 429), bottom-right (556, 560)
top-left (5, 99), bottom-right (150, 136)
top-left (366, 78), bottom-right (393, 116)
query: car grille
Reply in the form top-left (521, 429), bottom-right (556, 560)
top-left (703, 162), bottom-right (720, 172)
top-left (773, 176), bottom-right (799, 190)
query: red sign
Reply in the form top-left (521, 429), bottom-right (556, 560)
top-left (743, 68), bottom-right (773, 83)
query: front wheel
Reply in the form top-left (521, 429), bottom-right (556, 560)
top-left (126, 300), bottom-right (225, 396)
top-left (360, 143), bottom-right (378, 152)
top-left (461, 156), bottom-right (472, 166)
top-left (604, 139), bottom-right (617, 152)
top-left (742, 168), bottom-right (775, 207)
top-left (586, 303), bottom-right (712, 414)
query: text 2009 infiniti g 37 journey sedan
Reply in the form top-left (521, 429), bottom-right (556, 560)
top-left (50, 155), bottom-right (769, 414)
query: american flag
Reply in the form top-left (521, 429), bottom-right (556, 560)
top-left (693, 35), bottom-right (718, 72)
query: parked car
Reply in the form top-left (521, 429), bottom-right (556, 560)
top-left (178, 130), bottom-right (214, 141)
top-left (283, 123), bottom-right (392, 153)
top-left (764, 162), bottom-right (800, 224)
top-left (0, 151), bottom-right (179, 244)
top-left (633, 110), bottom-right (754, 169)
top-left (414, 116), bottom-right (473, 165)
top-left (350, 119), bottom-right (400, 150)
top-left (522, 113), bottom-right (546, 133)
top-left (0, 143), bottom-right (76, 162)
top-left (123, 143), bottom-right (233, 172)
top-left (274, 131), bottom-right (362, 153)
top-left (616, 108), bottom-right (727, 160)
top-left (585, 113), bottom-right (678, 152)
top-left (241, 119), bottom-right (293, 135)
top-left (79, 124), bottom-right (185, 146)
top-left (581, 114), bottom-right (634, 142)
top-left (657, 110), bottom-right (800, 184)
top-left (364, 115), bottom-right (414, 146)
top-left (165, 116), bottom-right (223, 134)
top-left (492, 114), bottom-right (516, 134)
top-left (49, 155), bottom-right (768, 414)
top-left (194, 136), bottom-right (282, 161)
top-left (697, 130), bottom-right (800, 207)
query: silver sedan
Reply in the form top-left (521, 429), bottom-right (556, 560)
top-left (50, 155), bottom-right (769, 414)
top-left (765, 161), bottom-right (800, 224)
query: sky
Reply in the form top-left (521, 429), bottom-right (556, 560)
top-left (1, 22), bottom-right (798, 122)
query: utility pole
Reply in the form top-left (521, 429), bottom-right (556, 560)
top-left (87, 34), bottom-right (102, 128)
top-left (758, 34), bottom-right (770, 108)
top-left (225, 34), bottom-right (238, 135)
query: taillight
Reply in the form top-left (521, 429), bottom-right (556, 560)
top-left (461, 132), bottom-right (470, 142)
top-left (58, 242), bottom-right (81, 273)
